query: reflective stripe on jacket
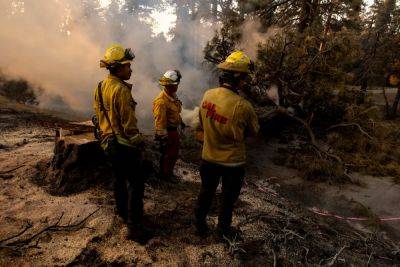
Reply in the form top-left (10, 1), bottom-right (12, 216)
top-left (198, 86), bottom-right (259, 166)
top-left (153, 89), bottom-right (182, 136)
top-left (93, 74), bottom-right (143, 150)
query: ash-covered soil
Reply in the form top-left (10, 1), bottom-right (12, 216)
top-left (0, 103), bottom-right (399, 266)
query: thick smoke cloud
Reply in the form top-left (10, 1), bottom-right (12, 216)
top-left (239, 18), bottom-right (281, 59)
top-left (0, 0), bottom-right (217, 131)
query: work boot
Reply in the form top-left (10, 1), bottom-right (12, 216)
top-left (127, 225), bottom-right (154, 245)
top-left (194, 221), bottom-right (210, 238)
top-left (217, 226), bottom-right (243, 241)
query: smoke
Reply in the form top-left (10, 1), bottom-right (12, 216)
top-left (266, 85), bottom-right (279, 106)
top-left (181, 106), bottom-right (199, 127)
top-left (237, 18), bottom-right (283, 105)
top-left (0, 0), bottom-right (217, 131)
top-left (239, 18), bottom-right (281, 59)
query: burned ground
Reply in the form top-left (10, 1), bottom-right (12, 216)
top-left (0, 102), bottom-right (399, 266)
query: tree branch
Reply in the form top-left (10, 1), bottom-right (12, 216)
top-left (0, 164), bottom-right (26, 175)
top-left (1, 209), bottom-right (99, 252)
top-left (327, 123), bottom-right (374, 140)
top-left (0, 223), bottom-right (33, 243)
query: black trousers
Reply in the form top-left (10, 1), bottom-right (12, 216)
top-left (105, 142), bottom-right (145, 227)
top-left (195, 160), bottom-right (245, 230)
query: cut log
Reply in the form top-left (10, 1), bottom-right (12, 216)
top-left (35, 129), bottom-right (159, 195)
top-left (39, 131), bottom-right (113, 195)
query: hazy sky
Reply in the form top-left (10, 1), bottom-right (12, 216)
top-left (0, 0), bottom-right (379, 115)
top-left (98, 0), bottom-right (376, 38)
top-left (98, 0), bottom-right (176, 38)
top-left (0, 0), bottom-right (217, 123)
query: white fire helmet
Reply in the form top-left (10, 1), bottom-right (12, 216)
top-left (159, 70), bottom-right (182, 86)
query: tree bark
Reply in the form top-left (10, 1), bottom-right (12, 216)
top-left (298, 0), bottom-right (319, 33)
top-left (39, 132), bottom-right (112, 195)
top-left (390, 86), bottom-right (400, 118)
top-left (319, 1), bottom-right (335, 52)
top-left (34, 130), bottom-right (158, 195)
top-left (298, 0), bottom-right (311, 33)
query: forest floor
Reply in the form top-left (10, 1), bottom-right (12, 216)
top-left (0, 98), bottom-right (400, 266)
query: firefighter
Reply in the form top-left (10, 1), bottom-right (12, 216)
top-left (94, 44), bottom-right (151, 243)
top-left (153, 70), bottom-right (185, 182)
top-left (194, 51), bottom-right (260, 239)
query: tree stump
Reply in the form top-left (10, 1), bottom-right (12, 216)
top-left (38, 130), bottom-right (113, 195)
top-left (35, 128), bottom-right (159, 195)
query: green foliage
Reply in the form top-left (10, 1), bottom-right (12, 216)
top-left (254, 28), bottom-right (364, 126)
top-left (273, 145), bottom-right (348, 183)
top-left (204, 10), bottom-right (243, 63)
top-left (202, 0), bottom-right (400, 182)
top-left (327, 118), bottom-right (400, 181)
top-left (203, 0), bottom-right (373, 126)
top-left (204, 0), bottom-right (399, 104)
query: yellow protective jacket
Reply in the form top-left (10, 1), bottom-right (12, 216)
top-left (93, 74), bottom-right (143, 150)
top-left (197, 86), bottom-right (260, 166)
top-left (152, 89), bottom-right (182, 136)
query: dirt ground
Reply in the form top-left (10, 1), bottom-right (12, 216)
top-left (1, 102), bottom-right (400, 266)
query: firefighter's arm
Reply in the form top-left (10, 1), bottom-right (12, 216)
top-left (92, 86), bottom-right (101, 138)
top-left (176, 99), bottom-right (186, 129)
top-left (116, 87), bottom-right (143, 144)
top-left (153, 98), bottom-right (168, 138)
top-left (195, 108), bottom-right (204, 143)
top-left (179, 115), bottom-right (186, 129)
top-left (243, 101), bottom-right (260, 138)
top-left (93, 85), bottom-right (101, 114)
top-left (93, 87), bottom-right (97, 110)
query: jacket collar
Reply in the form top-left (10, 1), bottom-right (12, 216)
top-left (221, 83), bottom-right (239, 94)
top-left (108, 74), bottom-right (133, 90)
top-left (162, 89), bottom-right (178, 101)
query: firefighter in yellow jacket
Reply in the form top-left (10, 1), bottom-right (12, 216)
top-left (194, 51), bottom-right (260, 238)
top-left (93, 44), bottom-right (151, 243)
top-left (153, 70), bottom-right (184, 182)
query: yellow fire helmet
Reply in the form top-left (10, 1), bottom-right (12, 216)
top-left (100, 44), bottom-right (135, 68)
top-left (217, 51), bottom-right (254, 74)
top-left (159, 70), bottom-right (182, 86)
